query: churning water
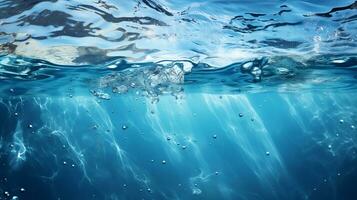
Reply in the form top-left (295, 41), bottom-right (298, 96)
top-left (1, 0), bottom-right (357, 199)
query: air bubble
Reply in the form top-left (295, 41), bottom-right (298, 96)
top-left (339, 119), bottom-right (344, 124)
top-left (332, 59), bottom-right (346, 64)
top-left (266, 151), bottom-right (270, 156)
top-left (192, 187), bottom-right (202, 195)
top-left (182, 145), bottom-right (187, 150)
top-left (241, 61), bottom-right (253, 71)
top-left (162, 160), bottom-right (166, 164)
top-left (239, 113), bottom-right (244, 117)
top-left (276, 67), bottom-right (289, 75)
top-left (351, 125), bottom-right (355, 129)
top-left (20, 188), bottom-right (25, 192)
top-left (107, 64), bottom-right (117, 69)
top-left (28, 124), bottom-right (33, 128)
top-left (328, 144), bottom-right (332, 149)
top-left (182, 61), bottom-right (193, 73)
top-left (122, 125), bottom-right (127, 130)
top-left (212, 134), bottom-right (217, 139)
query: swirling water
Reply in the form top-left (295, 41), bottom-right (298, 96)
top-left (0, 0), bottom-right (357, 200)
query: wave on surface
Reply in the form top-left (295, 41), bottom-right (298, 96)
top-left (0, 0), bottom-right (357, 95)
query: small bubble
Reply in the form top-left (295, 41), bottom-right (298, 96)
top-left (266, 151), bottom-right (270, 156)
top-left (162, 160), bottom-right (166, 164)
top-left (20, 188), bottom-right (25, 192)
top-left (215, 171), bottom-right (219, 175)
top-left (337, 173), bottom-right (341, 176)
top-left (351, 125), bottom-right (355, 129)
top-left (122, 125), bottom-right (127, 130)
top-left (251, 118), bottom-right (255, 122)
top-left (150, 159), bottom-right (154, 163)
top-left (182, 145), bottom-right (187, 150)
top-left (332, 59), bottom-right (346, 64)
top-left (92, 125), bottom-right (98, 130)
top-left (14, 112), bottom-right (18, 116)
top-left (150, 110), bottom-right (155, 114)
top-left (147, 188), bottom-right (151, 193)
top-left (212, 134), bottom-right (217, 139)
top-left (323, 179), bottom-right (327, 183)
top-left (9, 88), bottom-right (14, 93)
top-left (71, 164), bottom-right (75, 167)
top-left (123, 184), bottom-right (127, 187)
top-left (336, 133), bottom-right (339, 137)
top-left (339, 119), bottom-right (344, 124)
top-left (28, 124), bottom-right (33, 128)
top-left (4, 191), bottom-right (9, 196)
top-left (239, 113), bottom-right (244, 117)
top-left (166, 136), bottom-right (171, 141)
top-left (63, 161), bottom-right (67, 165)
top-left (328, 144), bottom-right (332, 149)
top-left (12, 196), bottom-right (19, 200)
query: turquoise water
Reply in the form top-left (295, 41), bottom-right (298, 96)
top-left (0, 0), bottom-right (357, 200)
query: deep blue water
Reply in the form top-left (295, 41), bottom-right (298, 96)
top-left (1, 0), bottom-right (357, 200)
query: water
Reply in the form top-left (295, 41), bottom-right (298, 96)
top-left (0, 0), bottom-right (357, 199)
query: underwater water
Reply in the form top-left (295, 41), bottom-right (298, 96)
top-left (1, 0), bottom-right (357, 199)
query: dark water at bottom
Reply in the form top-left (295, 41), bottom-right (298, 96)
top-left (0, 91), bottom-right (357, 200)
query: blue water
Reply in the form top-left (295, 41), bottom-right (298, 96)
top-left (0, 0), bottom-right (357, 200)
